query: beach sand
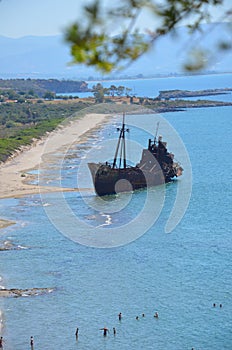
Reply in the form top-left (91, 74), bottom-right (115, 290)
top-left (0, 113), bottom-right (111, 229)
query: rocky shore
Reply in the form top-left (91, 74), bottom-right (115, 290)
top-left (157, 88), bottom-right (232, 100)
top-left (0, 287), bottom-right (55, 298)
top-left (150, 99), bottom-right (232, 113)
top-left (0, 219), bottom-right (15, 230)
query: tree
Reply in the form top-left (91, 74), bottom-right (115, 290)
top-left (92, 83), bottom-right (105, 102)
top-left (109, 85), bottom-right (117, 97)
top-left (43, 91), bottom-right (55, 100)
top-left (65, 0), bottom-right (232, 73)
top-left (117, 86), bottom-right (126, 96)
top-left (126, 87), bottom-right (132, 96)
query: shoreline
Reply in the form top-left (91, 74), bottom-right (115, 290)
top-left (0, 112), bottom-right (112, 229)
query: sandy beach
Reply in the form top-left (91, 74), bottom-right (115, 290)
top-left (0, 112), bottom-right (111, 229)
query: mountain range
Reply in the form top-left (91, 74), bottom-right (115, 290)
top-left (0, 23), bottom-right (231, 80)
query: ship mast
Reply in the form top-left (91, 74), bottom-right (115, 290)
top-left (113, 113), bottom-right (128, 169)
top-left (154, 121), bottom-right (160, 143)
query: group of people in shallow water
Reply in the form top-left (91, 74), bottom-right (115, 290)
top-left (0, 304), bottom-right (223, 348)
top-left (0, 311), bottom-right (159, 348)
top-left (75, 311), bottom-right (159, 339)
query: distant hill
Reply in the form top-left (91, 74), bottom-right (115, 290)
top-left (0, 35), bottom-right (96, 79)
top-left (0, 78), bottom-right (90, 97)
top-left (0, 23), bottom-right (231, 79)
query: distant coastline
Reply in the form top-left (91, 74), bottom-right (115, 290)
top-left (1, 75), bottom-right (232, 97)
top-left (86, 71), bottom-right (232, 83)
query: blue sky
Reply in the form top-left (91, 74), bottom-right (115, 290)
top-left (0, 0), bottom-right (89, 37)
top-left (0, 0), bottom-right (231, 38)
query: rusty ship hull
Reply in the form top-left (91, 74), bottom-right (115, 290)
top-left (88, 115), bottom-right (183, 196)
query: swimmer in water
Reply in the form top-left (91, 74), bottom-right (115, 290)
top-left (75, 327), bottom-right (79, 340)
top-left (100, 327), bottom-right (109, 337)
top-left (30, 336), bottom-right (34, 348)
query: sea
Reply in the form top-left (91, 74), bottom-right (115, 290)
top-left (0, 73), bottom-right (232, 350)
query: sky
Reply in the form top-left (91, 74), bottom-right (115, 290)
top-left (0, 0), bottom-right (231, 38)
top-left (0, 0), bottom-right (90, 38)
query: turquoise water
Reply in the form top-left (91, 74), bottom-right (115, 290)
top-left (0, 74), bottom-right (232, 349)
